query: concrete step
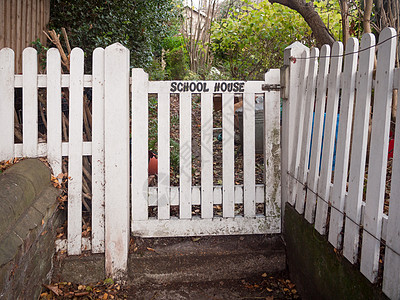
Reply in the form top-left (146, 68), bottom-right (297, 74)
top-left (52, 234), bottom-right (286, 286)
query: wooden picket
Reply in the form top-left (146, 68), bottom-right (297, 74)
top-left (328, 38), bottom-right (358, 248)
top-left (314, 41), bottom-right (343, 234)
top-left (284, 28), bottom-right (400, 299)
top-left (304, 45), bottom-right (330, 223)
top-left (360, 27), bottom-right (396, 283)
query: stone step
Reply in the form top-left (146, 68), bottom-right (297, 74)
top-left (52, 234), bottom-right (286, 286)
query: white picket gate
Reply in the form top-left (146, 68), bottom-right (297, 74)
top-left (283, 27), bottom-right (400, 299)
top-left (0, 43), bottom-right (281, 279)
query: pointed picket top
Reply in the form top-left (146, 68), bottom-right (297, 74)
top-left (105, 42), bottom-right (129, 53)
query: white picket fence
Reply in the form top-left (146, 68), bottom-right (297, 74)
top-left (282, 27), bottom-right (400, 299)
top-left (0, 43), bottom-right (281, 279)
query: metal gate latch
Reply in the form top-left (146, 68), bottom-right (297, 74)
top-left (262, 84), bottom-right (281, 91)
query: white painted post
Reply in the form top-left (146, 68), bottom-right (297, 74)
top-left (282, 42), bottom-right (309, 211)
top-left (304, 45), bottom-right (330, 223)
top-left (104, 43), bottom-right (130, 280)
top-left (68, 48), bottom-right (84, 255)
top-left (360, 27), bottom-right (396, 283)
top-left (201, 92), bottom-right (214, 219)
top-left (287, 50), bottom-right (309, 207)
top-left (314, 41), bottom-right (343, 234)
top-left (264, 69), bottom-right (281, 220)
top-left (0, 48), bottom-right (15, 161)
top-left (382, 63), bottom-right (400, 299)
top-left (222, 93), bottom-right (235, 218)
top-left (328, 38), bottom-right (358, 249)
top-left (343, 33), bottom-right (375, 264)
top-left (22, 47), bottom-right (38, 157)
top-left (243, 91), bottom-right (255, 217)
top-left (295, 48), bottom-right (319, 214)
top-left (46, 48), bottom-right (62, 179)
top-left (158, 90), bottom-right (170, 220)
top-left (180, 92), bottom-right (192, 219)
top-left (131, 68), bottom-right (149, 222)
top-left (92, 47), bottom-right (105, 253)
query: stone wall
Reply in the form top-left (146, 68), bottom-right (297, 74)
top-left (0, 159), bottom-right (62, 299)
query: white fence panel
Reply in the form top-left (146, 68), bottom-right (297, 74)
top-left (67, 48), bottom-right (84, 255)
top-left (383, 70), bottom-right (400, 298)
top-left (343, 33), bottom-right (375, 264)
top-left (131, 68), bottom-right (149, 222)
top-left (328, 38), bottom-right (358, 248)
top-left (360, 27), bottom-right (397, 283)
top-left (91, 47), bottom-right (105, 253)
top-left (22, 47), bottom-right (38, 157)
top-left (295, 48), bottom-right (318, 214)
top-left (104, 43), bottom-right (130, 279)
top-left (46, 48), bottom-right (62, 178)
top-left (288, 50), bottom-right (309, 206)
top-left (201, 92), bottom-right (214, 219)
top-left (314, 42), bottom-right (343, 234)
top-left (304, 45), bottom-right (330, 223)
top-left (158, 88), bottom-right (171, 220)
top-left (222, 93), bottom-right (235, 218)
top-left (179, 92), bottom-right (192, 219)
top-left (0, 48), bottom-right (15, 161)
top-left (243, 90), bottom-right (256, 217)
top-left (264, 69), bottom-right (281, 220)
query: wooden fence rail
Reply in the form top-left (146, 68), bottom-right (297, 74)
top-left (283, 27), bottom-right (400, 299)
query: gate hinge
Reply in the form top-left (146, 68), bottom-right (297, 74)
top-left (262, 84), bottom-right (281, 91)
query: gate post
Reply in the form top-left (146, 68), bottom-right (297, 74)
top-left (104, 43), bottom-right (130, 281)
top-left (281, 42), bottom-right (309, 216)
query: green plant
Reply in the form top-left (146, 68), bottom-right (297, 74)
top-left (31, 38), bottom-right (49, 70)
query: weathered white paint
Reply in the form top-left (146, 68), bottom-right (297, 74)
top-left (304, 45), bottom-right (330, 223)
top-left (383, 68), bottom-right (400, 298)
top-left (243, 91), bottom-right (256, 217)
top-left (264, 70), bottom-right (281, 221)
top-left (343, 33), bottom-right (375, 264)
top-left (46, 49), bottom-right (62, 178)
top-left (282, 42), bottom-right (310, 213)
top-left (201, 92), bottom-right (214, 219)
top-left (131, 68), bottom-right (149, 222)
top-left (288, 50), bottom-right (309, 206)
top-left (0, 48), bottom-right (15, 161)
top-left (131, 216), bottom-right (281, 237)
top-left (104, 43), bottom-right (130, 280)
top-left (361, 27), bottom-right (396, 283)
top-left (22, 47), bottom-right (38, 157)
top-left (179, 92), bottom-right (192, 219)
top-left (91, 47), bottom-right (105, 253)
top-left (314, 42), bottom-right (343, 234)
top-left (295, 48), bottom-right (318, 214)
top-left (222, 93), bottom-right (235, 217)
top-left (67, 48), bottom-right (84, 256)
top-left (328, 38), bottom-right (358, 249)
top-left (158, 90), bottom-right (170, 220)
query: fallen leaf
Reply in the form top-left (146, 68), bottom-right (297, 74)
top-left (147, 247), bottom-right (155, 252)
top-left (42, 284), bottom-right (63, 296)
top-left (261, 273), bottom-right (267, 277)
top-left (41, 230), bottom-right (48, 236)
top-left (192, 237), bottom-right (201, 242)
top-left (103, 292), bottom-right (108, 299)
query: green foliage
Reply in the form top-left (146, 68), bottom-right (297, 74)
top-left (313, 0), bottom-right (342, 41)
top-left (31, 38), bottom-right (49, 70)
top-left (49, 0), bottom-right (180, 70)
top-left (210, 0), bottom-right (342, 80)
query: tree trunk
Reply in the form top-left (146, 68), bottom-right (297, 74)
top-left (339, 0), bottom-right (350, 46)
top-left (268, 0), bottom-right (335, 47)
